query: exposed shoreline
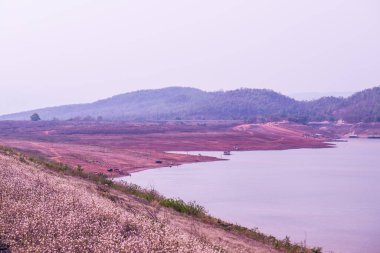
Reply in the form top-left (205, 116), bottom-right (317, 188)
top-left (0, 120), bottom-right (334, 176)
top-left (120, 144), bottom-right (334, 176)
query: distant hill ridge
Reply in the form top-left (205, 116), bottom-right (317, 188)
top-left (1, 86), bottom-right (379, 123)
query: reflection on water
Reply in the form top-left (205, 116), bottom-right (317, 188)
top-left (119, 139), bottom-right (380, 253)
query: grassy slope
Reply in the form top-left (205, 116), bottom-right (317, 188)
top-left (0, 154), bottom-right (225, 252)
top-left (0, 147), bottom-right (319, 253)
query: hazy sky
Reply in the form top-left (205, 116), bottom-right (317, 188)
top-left (1, 0), bottom-right (379, 114)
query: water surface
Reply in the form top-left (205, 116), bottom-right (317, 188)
top-left (119, 139), bottom-right (380, 253)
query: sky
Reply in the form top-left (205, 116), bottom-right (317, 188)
top-left (0, 0), bottom-right (379, 114)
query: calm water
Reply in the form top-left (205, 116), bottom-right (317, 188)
top-left (118, 139), bottom-right (380, 253)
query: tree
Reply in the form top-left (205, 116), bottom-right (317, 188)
top-left (30, 113), bottom-right (41, 121)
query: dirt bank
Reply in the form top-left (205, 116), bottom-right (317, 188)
top-left (0, 121), bottom-right (331, 176)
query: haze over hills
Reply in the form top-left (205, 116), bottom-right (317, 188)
top-left (1, 86), bottom-right (379, 123)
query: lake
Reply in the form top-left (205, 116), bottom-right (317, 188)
top-left (118, 139), bottom-right (380, 253)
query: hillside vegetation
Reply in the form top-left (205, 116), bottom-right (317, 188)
top-left (0, 146), bottom-right (323, 253)
top-left (1, 86), bottom-right (379, 123)
top-left (0, 151), bottom-right (281, 253)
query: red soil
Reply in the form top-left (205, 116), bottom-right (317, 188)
top-left (0, 121), bottom-right (330, 176)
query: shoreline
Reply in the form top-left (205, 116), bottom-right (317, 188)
top-left (114, 143), bottom-right (334, 177)
top-left (119, 139), bottom-right (380, 253)
top-left (0, 137), bottom-right (332, 177)
top-left (0, 120), bottom-right (336, 176)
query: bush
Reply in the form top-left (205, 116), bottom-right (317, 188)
top-left (30, 113), bottom-right (41, 121)
top-left (312, 247), bottom-right (323, 253)
top-left (160, 198), bottom-right (206, 217)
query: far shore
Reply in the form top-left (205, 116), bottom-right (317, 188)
top-left (2, 120), bottom-right (377, 176)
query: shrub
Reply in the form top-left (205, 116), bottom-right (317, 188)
top-left (312, 247), bottom-right (323, 253)
top-left (160, 198), bottom-right (206, 217)
top-left (30, 113), bottom-right (41, 121)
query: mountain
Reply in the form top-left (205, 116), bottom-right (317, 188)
top-left (289, 91), bottom-right (354, 101)
top-left (1, 86), bottom-right (379, 123)
top-left (335, 87), bottom-right (380, 122)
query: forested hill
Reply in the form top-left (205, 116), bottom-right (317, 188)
top-left (1, 86), bottom-right (379, 123)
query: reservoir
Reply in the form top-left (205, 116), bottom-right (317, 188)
top-left (119, 139), bottom-right (380, 253)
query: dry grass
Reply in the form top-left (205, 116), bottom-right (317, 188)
top-left (0, 154), bottom-right (223, 253)
top-left (0, 145), bottom-right (315, 253)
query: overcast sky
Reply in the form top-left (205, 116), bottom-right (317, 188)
top-left (0, 0), bottom-right (379, 114)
